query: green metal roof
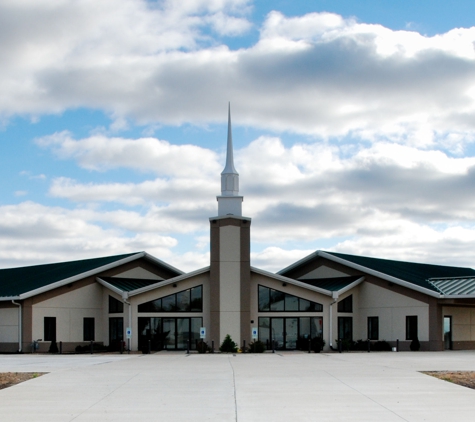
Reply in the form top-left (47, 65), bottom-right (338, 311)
top-left (100, 277), bottom-right (162, 292)
top-left (0, 253), bottom-right (139, 297)
top-left (298, 276), bottom-right (361, 291)
top-left (428, 277), bottom-right (475, 296)
top-left (325, 252), bottom-right (475, 293)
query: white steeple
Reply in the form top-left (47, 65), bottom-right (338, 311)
top-left (221, 103), bottom-right (239, 196)
top-left (217, 103), bottom-right (243, 216)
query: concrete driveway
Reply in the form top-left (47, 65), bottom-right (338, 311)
top-left (0, 351), bottom-right (474, 421)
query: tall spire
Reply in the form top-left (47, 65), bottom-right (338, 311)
top-left (220, 102), bottom-right (239, 196)
top-left (217, 103), bottom-right (243, 216)
top-left (222, 102), bottom-right (238, 175)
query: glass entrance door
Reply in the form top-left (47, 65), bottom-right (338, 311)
top-left (138, 317), bottom-right (202, 351)
top-left (444, 316), bottom-right (452, 350)
top-left (162, 318), bottom-right (176, 350)
top-left (285, 318), bottom-right (298, 349)
top-left (271, 318), bottom-right (284, 349)
top-left (176, 318), bottom-right (190, 349)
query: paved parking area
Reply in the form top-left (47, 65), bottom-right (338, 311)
top-left (0, 351), bottom-right (474, 421)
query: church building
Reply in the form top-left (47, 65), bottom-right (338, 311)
top-left (1, 107), bottom-right (475, 353)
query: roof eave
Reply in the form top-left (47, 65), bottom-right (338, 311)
top-left (251, 266), bottom-right (333, 296)
top-left (440, 294), bottom-right (475, 299)
top-left (0, 296), bottom-right (21, 302)
top-left (96, 277), bottom-right (125, 296)
top-left (335, 276), bottom-right (366, 296)
top-left (319, 251), bottom-right (441, 298)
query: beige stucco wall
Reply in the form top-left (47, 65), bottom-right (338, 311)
top-left (33, 283), bottom-right (104, 345)
top-left (128, 272), bottom-right (210, 351)
top-left (442, 306), bottom-right (475, 342)
top-left (219, 225), bottom-right (241, 344)
top-left (358, 282), bottom-right (429, 341)
top-left (0, 308), bottom-right (19, 343)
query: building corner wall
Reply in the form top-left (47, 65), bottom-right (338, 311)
top-left (209, 217), bottom-right (251, 349)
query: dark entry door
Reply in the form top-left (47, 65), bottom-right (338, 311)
top-left (444, 316), bottom-right (452, 350)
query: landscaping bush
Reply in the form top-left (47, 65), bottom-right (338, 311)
top-left (75, 343), bottom-right (107, 353)
top-left (311, 336), bottom-right (325, 352)
top-left (48, 341), bottom-right (58, 353)
top-left (219, 334), bottom-right (238, 353)
top-left (373, 340), bottom-right (391, 351)
top-left (335, 338), bottom-right (355, 352)
top-left (248, 340), bottom-right (265, 353)
top-left (197, 340), bottom-right (209, 353)
top-left (410, 337), bottom-right (421, 351)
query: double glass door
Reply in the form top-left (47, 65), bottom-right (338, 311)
top-left (271, 318), bottom-right (298, 349)
top-left (259, 317), bottom-right (323, 350)
top-left (138, 317), bottom-right (202, 351)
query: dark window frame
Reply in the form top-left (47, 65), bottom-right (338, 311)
top-left (138, 285), bottom-right (203, 313)
top-left (338, 316), bottom-right (353, 341)
top-left (337, 295), bottom-right (353, 313)
top-left (83, 317), bottom-right (95, 341)
top-left (367, 316), bottom-right (379, 340)
top-left (109, 295), bottom-right (124, 314)
top-left (258, 285), bottom-right (323, 313)
top-left (406, 315), bottom-right (418, 340)
top-left (44, 317), bottom-right (56, 342)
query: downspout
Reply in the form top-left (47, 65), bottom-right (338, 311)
top-left (12, 300), bottom-right (22, 353)
top-left (329, 293), bottom-right (338, 350)
top-left (122, 292), bottom-right (131, 351)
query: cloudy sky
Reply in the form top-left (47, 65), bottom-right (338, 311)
top-left (2, 0), bottom-right (475, 272)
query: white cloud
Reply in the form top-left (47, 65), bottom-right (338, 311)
top-left (36, 131), bottom-right (221, 177)
top-left (26, 130), bottom-right (475, 272)
top-left (0, 5), bottom-right (475, 147)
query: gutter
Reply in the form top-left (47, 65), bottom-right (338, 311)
top-left (327, 276), bottom-right (365, 349)
top-left (122, 292), bottom-right (132, 352)
top-left (11, 300), bottom-right (22, 353)
top-left (329, 293), bottom-right (338, 349)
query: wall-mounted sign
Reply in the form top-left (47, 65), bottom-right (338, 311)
top-left (200, 327), bottom-right (206, 339)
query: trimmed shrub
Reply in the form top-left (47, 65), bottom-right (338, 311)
top-left (410, 337), bottom-right (421, 351)
top-left (248, 340), bottom-right (265, 353)
top-left (48, 341), bottom-right (58, 353)
top-left (219, 334), bottom-right (238, 353)
top-left (197, 340), bottom-right (209, 353)
top-left (311, 337), bottom-right (325, 352)
top-left (373, 340), bottom-right (391, 351)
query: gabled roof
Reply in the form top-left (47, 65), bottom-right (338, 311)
top-left (279, 250), bottom-right (475, 298)
top-left (0, 252), bottom-right (182, 299)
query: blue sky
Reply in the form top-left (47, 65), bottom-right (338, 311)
top-left (2, 0), bottom-right (475, 271)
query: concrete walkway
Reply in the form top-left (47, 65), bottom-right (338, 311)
top-left (0, 351), bottom-right (474, 421)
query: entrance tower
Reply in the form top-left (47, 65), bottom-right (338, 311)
top-left (209, 104), bottom-right (251, 348)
